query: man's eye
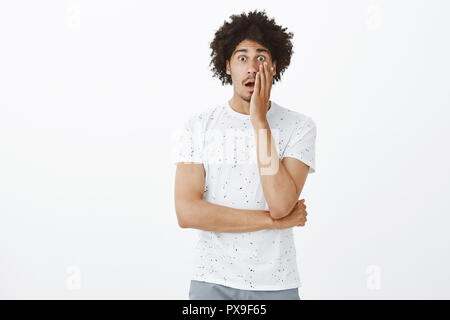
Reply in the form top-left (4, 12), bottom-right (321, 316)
top-left (238, 56), bottom-right (265, 61)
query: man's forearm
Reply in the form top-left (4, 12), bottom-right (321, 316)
top-left (253, 120), bottom-right (298, 218)
top-left (180, 199), bottom-right (278, 233)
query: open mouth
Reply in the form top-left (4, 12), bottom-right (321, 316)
top-left (245, 81), bottom-right (255, 92)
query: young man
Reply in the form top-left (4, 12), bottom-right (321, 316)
top-left (173, 10), bottom-right (316, 300)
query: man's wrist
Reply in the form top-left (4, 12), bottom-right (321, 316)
top-left (251, 118), bottom-right (268, 129)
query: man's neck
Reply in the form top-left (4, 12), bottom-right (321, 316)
top-left (228, 96), bottom-right (271, 115)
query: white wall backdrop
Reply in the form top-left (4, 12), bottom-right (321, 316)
top-left (1, 0), bottom-right (449, 299)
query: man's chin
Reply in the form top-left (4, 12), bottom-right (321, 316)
top-left (240, 92), bottom-right (251, 103)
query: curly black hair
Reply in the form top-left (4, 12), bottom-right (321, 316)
top-left (209, 9), bottom-right (294, 86)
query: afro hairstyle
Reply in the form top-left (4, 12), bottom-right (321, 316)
top-left (209, 9), bottom-right (294, 86)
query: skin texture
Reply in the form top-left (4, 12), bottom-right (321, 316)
top-left (175, 39), bottom-right (309, 231)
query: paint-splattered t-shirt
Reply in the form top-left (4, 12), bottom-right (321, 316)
top-left (173, 100), bottom-right (316, 291)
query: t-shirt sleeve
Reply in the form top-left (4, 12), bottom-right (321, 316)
top-left (282, 117), bottom-right (317, 174)
top-left (172, 114), bottom-right (205, 165)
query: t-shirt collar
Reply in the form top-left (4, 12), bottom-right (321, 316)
top-left (225, 100), bottom-right (276, 119)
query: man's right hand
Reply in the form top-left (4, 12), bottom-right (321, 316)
top-left (273, 199), bottom-right (308, 229)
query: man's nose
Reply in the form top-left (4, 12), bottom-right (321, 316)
top-left (248, 60), bottom-right (262, 75)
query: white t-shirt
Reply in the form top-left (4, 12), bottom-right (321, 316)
top-left (172, 100), bottom-right (316, 290)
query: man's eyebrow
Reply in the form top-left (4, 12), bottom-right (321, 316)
top-left (233, 48), bottom-right (270, 55)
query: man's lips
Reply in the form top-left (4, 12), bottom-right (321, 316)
top-left (245, 80), bottom-right (255, 92)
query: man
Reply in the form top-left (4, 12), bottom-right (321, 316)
top-left (173, 10), bottom-right (316, 300)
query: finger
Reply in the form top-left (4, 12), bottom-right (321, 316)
top-left (259, 63), bottom-right (266, 96)
top-left (265, 62), bottom-right (272, 98)
top-left (263, 62), bottom-right (269, 97)
top-left (270, 65), bottom-right (275, 87)
top-left (254, 70), bottom-right (260, 95)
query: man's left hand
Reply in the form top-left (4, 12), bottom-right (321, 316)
top-left (250, 61), bottom-right (274, 125)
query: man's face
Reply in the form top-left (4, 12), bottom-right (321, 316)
top-left (226, 39), bottom-right (276, 102)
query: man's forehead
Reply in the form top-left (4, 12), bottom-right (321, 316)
top-left (232, 46), bottom-right (271, 56)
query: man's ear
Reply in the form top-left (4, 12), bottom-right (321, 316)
top-left (226, 60), bottom-right (231, 75)
top-left (272, 60), bottom-right (277, 75)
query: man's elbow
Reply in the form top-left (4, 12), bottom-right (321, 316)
top-left (175, 200), bottom-right (197, 228)
top-left (269, 202), bottom-right (296, 220)
top-left (269, 207), bottom-right (290, 220)
top-left (177, 214), bottom-right (189, 228)
top-left (176, 206), bottom-right (191, 228)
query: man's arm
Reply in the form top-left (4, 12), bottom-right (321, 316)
top-left (253, 120), bottom-right (308, 219)
top-left (174, 162), bottom-right (279, 233)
